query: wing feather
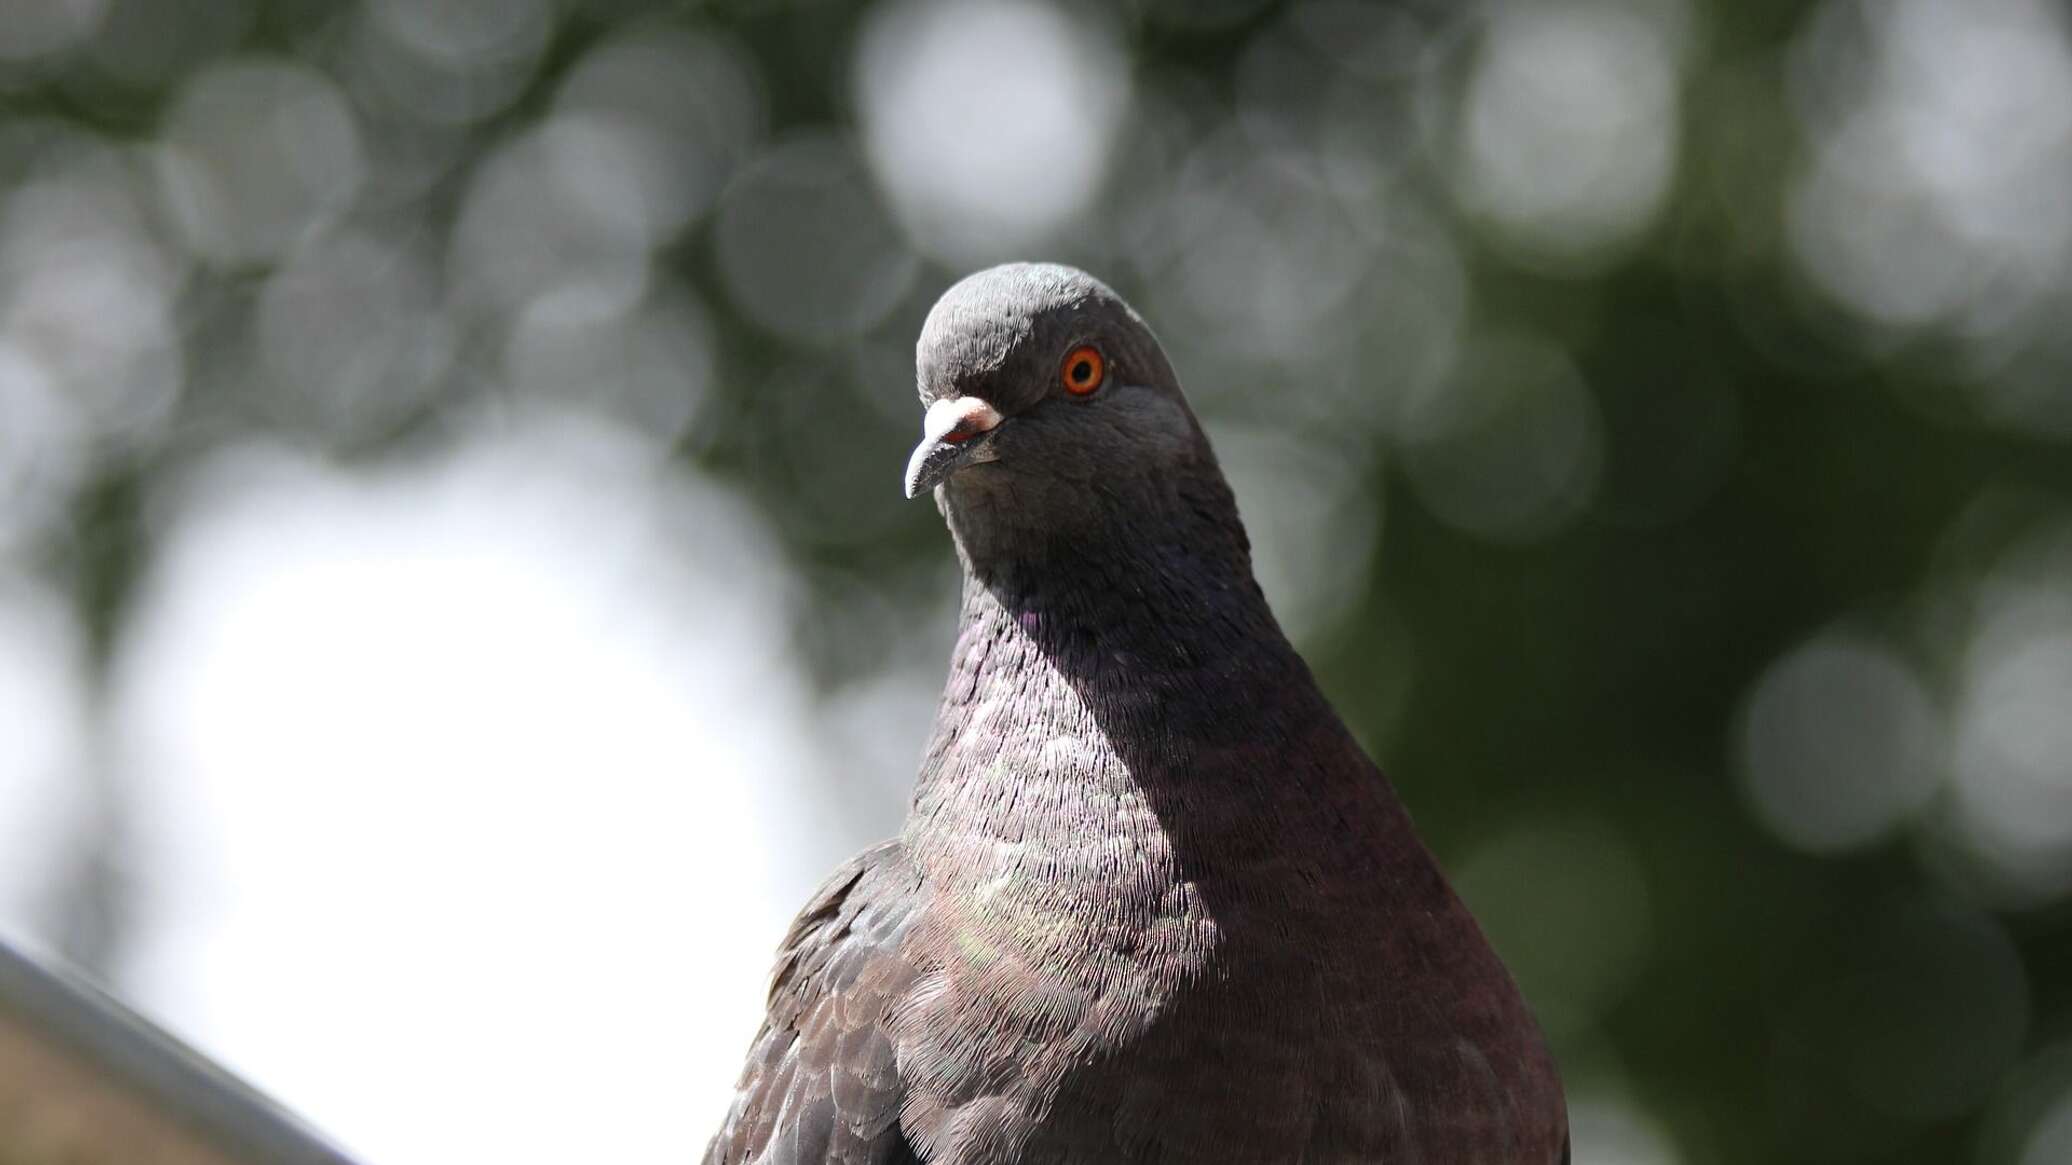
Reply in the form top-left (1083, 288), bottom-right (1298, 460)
top-left (704, 841), bottom-right (923, 1165)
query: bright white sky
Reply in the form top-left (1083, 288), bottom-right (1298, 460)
top-left (31, 411), bottom-right (889, 1164)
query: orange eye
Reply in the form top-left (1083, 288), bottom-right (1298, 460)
top-left (1061, 345), bottom-right (1105, 396)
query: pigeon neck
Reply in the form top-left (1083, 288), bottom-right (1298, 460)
top-left (907, 490), bottom-right (1386, 880)
top-left (948, 478), bottom-right (1296, 713)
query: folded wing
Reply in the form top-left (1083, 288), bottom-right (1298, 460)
top-left (704, 841), bottom-right (924, 1165)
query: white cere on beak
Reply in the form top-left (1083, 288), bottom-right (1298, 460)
top-left (904, 396), bottom-right (1006, 498)
top-left (924, 396), bottom-right (1004, 444)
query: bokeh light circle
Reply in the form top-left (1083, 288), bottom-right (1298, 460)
top-left (855, 0), bottom-right (1128, 263)
top-left (714, 135), bottom-right (918, 344)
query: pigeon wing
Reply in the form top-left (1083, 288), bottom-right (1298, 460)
top-left (704, 841), bottom-right (923, 1165)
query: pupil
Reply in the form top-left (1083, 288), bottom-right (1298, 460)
top-left (1072, 360), bottom-right (1092, 382)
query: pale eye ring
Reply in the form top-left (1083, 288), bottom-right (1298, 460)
top-left (1061, 345), bottom-right (1105, 396)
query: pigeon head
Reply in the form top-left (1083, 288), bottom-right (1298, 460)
top-left (902, 264), bottom-right (1217, 544)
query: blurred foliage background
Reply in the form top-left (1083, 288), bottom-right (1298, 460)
top-left (3, 0), bottom-right (2072, 1162)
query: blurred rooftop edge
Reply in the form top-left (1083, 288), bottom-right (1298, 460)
top-left (0, 933), bottom-right (360, 1165)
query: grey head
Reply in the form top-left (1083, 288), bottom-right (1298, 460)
top-left (903, 263), bottom-right (1233, 564)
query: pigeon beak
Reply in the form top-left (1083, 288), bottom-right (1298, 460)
top-left (903, 397), bottom-right (1004, 499)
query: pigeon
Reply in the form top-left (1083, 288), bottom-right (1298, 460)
top-left (705, 263), bottom-right (1568, 1164)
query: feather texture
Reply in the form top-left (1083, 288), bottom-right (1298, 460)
top-left (704, 265), bottom-right (1567, 1163)
top-left (706, 843), bottom-right (924, 1165)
